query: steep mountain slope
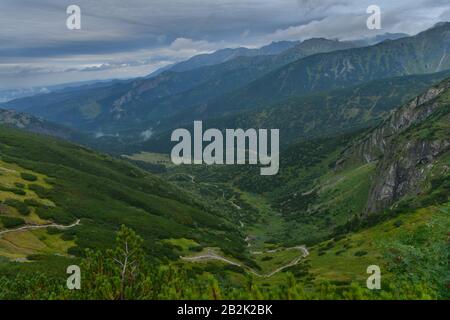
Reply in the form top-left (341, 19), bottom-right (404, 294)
top-left (4, 24), bottom-right (448, 149)
top-left (337, 77), bottom-right (450, 213)
top-left (137, 70), bottom-right (450, 154)
top-left (193, 22), bottom-right (450, 117)
top-left (126, 39), bottom-right (358, 125)
top-left (3, 39), bottom-right (359, 134)
top-left (211, 70), bottom-right (450, 147)
top-left (0, 108), bottom-right (83, 142)
top-left (148, 33), bottom-right (407, 76)
top-left (72, 23), bottom-right (450, 150)
top-left (149, 40), bottom-right (300, 76)
top-left (0, 126), bottom-right (246, 261)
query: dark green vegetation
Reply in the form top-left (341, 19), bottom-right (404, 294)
top-left (0, 216), bottom-right (25, 228)
top-left (1, 212), bottom-right (447, 300)
top-left (0, 82), bottom-right (448, 298)
top-left (165, 78), bottom-right (450, 246)
top-left (0, 126), bottom-right (247, 261)
top-left (209, 70), bottom-right (450, 147)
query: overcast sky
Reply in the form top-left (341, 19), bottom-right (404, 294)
top-left (0, 0), bottom-right (449, 89)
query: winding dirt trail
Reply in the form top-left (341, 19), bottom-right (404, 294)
top-left (0, 219), bottom-right (80, 237)
top-left (181, 246), bottom-right (309, 278)
top-left (173, 173), bottom-right (309, 278)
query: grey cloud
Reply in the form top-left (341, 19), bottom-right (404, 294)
top-left (0, 0), bottom-right (449, 88)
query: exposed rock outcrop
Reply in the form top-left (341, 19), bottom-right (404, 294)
top-left (0, 108), bottom-right (76, 140)
top-left (337, 78), bottom-right (450, 213)
top-left (366, 139), bottom-right (449, 213)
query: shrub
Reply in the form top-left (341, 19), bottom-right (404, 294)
top-left (394, 220), bottom-right (403, 228)
top-left (61, 233), bottom-right (75, 241)
top-left (0, 216), bottom-right (25, 228)
top-left (3, 199), bottom-right (30, 215)
top-left (46, 227), bottom-right (62, 235)
top-left (20, 172), bottom-right (38, 182)
top-left (324, 241), bottom-right (335, 250)
top-left (28, 184), bottom-right (51, 198)
top-left (24, 199), bottom-right (42, 207)
top-left (188, 245), bottom-right (203, 252)
top-left (0, 185), bottom-right (25, 195)
top-left (354, 250), bottom-right (368, 257)
top-left (11, 188), bottom-right (26, 196)
top-left (26, 254), bottom-right (46, 261)
top-left (67, 246), bottom-right (84, 257)
top-left (14, 182), bottom-right (25, 189)
top-left (261, 256), bottom-right (274, 261)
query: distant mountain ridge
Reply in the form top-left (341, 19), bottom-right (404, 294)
top-left (356, 32), bottom-right (409, 46)
top-left (194, 22), bottom-right (450, 117)
top-left (2, 23), bottom-right (450, 154)
top-left (2, 38), bottom-right (359, 135)
top-left (150, 32), bottom-right (410, 77)
top-left (149, 40), bottom-right (300, 76)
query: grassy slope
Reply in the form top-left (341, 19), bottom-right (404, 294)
top-left (307, 202), bottom-right (449, 285)
top-left (0, 126), bottom-right (246, 264)
top-left (0, 159), bottom-right (73, 259)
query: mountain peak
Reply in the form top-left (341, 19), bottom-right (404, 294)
top-left (301, 37), bottom-right (338, 44)
top-left (432, 21), bottom-right (450, 28)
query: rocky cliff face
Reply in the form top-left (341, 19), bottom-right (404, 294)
top-left (338, 78), bottom-right (450, 213)
top-left (351, 85), bottom-right (446, 162)
top-left (366, 139), bottom-right (449, 213)
top-left (0, 108), bottom-right (76, 140)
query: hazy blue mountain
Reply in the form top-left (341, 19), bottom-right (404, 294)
top-left (3, 23), bottom-right (449, 152)
top-left (3, 38), bottom-right (358, 135)
top-left (0, 79), bottom-right (124, 103)
top-left (0, 87), bottom-right (50, 103)
top-left (148, 40), bottom-right (300, 76)
top-left (356, 32), bottom-right (409, 46)
top-left (193, 22), bottom-right (450, 118)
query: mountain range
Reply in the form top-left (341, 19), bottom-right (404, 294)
top-left (3, 24), bottom-right (448, 155)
